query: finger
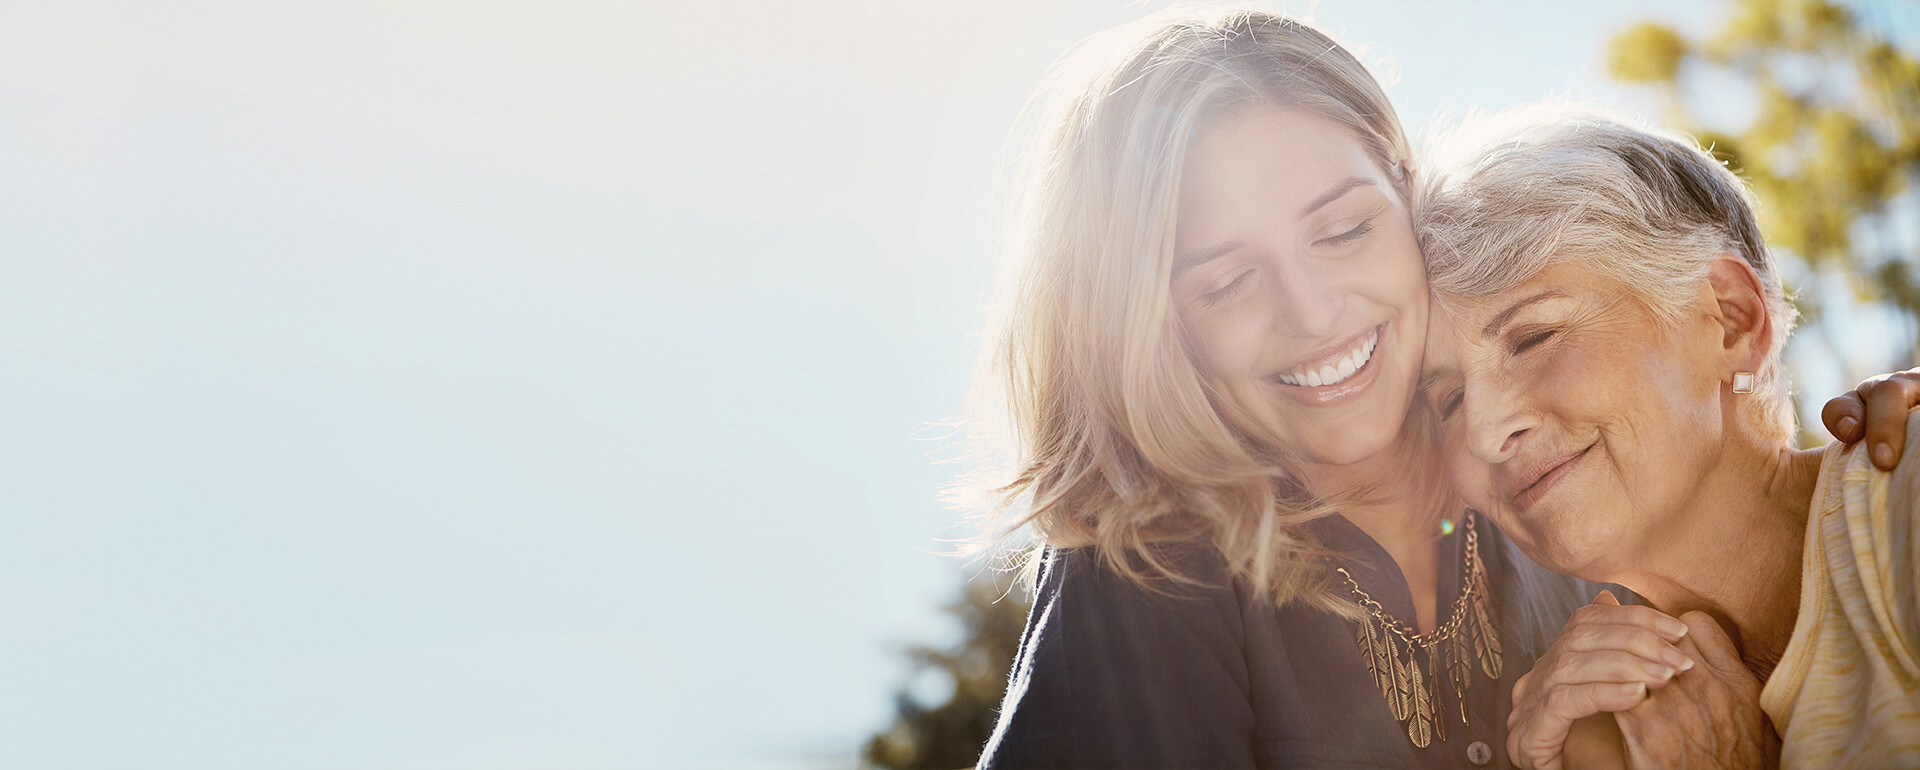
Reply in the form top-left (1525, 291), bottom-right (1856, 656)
top-left (1565, 602), bottom-right (1691, 642)
top-left (1513, 670), bottom-right (1538, 714)
top-left (1859, 372), bottom-right (1920, 470)
top-left (1558, 620), bottom-right (1696, 672)
top-left (1674, 610), bottom-right (1749, 681)
top-left (1512, 682), bottom-right (1648, 770)
top-left (1523, 591), bottom-right (1652, 703)
top-left (1509, 728), bottom-right (1555, 770)
top-left (1542, 649), bottom-right (1683, 688)
top-left (1510, 733), bottom-right (1561, 770)
top-left (1822, 390), bottom-right (1865, 444)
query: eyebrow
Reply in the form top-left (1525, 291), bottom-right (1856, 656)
top-left (1174, 177), bottom-right (1379, 272)
top-left (1481, 290), bottom-right (1570, 338)
top-left (1300, 176), bottom-right (1377, 218)
top-left (1173, 239), bottom-right (1244, 272)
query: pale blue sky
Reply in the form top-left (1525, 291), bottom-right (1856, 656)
top-left (0, 2), bottom-right (1911, 769)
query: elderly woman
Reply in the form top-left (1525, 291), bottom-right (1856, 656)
top-left (1417, 109), bottom-right (1920, 769)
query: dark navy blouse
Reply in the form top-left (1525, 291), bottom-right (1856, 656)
top-left (978, 513), bottom-right (1624, 769)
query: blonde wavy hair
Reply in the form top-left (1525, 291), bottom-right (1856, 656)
top-left (960, 8), bottom-right (1419, 615)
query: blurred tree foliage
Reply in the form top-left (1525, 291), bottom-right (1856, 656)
top-left (1608, 0), bottom-right (1920, 368)
top-left (861, 576), bottom-right (1031, 769)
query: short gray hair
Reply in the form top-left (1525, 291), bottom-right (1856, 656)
top-left (1417, 106), bottom-right (1798, 440)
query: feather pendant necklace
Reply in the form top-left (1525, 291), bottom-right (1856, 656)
top-left (1338, 510), bottom-right (1503, 749)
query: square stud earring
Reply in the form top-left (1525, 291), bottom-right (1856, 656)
top-left (1732, 371), bottom-right (1756, 394)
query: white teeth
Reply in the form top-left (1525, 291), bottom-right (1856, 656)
top-left (1275, 328), bottom-right (1380, 388)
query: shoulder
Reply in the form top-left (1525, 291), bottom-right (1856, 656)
top-left (1818, 408), bottom-right (1920, 532)
top-left (1888, 409), bottom-right (1920, 501)
top-left (1828, 409), bottom-right (1920, 573)
top-left (1801, 409), bottom-right (1919, 665)
top-left (1882, 410), bottom-right (1920, 529)
top-left (1034, 541), bottom-right (1237, 603)
top-left (1765, 411), bottom-right (1920, 764)
top-left (1023, 541), bottom-right (1249, 658)
top-left (980, 542), bottom-right (1258, 768)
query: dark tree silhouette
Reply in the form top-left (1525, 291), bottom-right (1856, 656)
top-left (862, 575), bottom-right (1031, 769)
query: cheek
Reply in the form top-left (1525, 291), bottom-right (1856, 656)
top-left (1444, 437), bottom-right (1533, 547)
top-left (1181, 316), bottom-right (1278, 428)
top-left (1179, 313), bottom-right (1248, 380)
top-left (1373, 230), bottom-right (1430, 306)
top-left (1618, 347), bottom-right (1724, 500)
top-left (1355, 232), bottom-right (1430, 361)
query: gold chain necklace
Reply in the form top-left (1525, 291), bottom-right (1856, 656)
top-left (1336, 510), bottom-right (1503, 749)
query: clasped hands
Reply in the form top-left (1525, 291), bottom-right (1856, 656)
top-left (1506, 592), bottom-right (1777, 770)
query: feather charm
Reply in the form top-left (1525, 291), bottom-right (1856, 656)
top-left (1406, 654), bottom-right (1432, 748)
top-left (1471, 575), bottom-right (1503, 679)
top-left (1386, 635), bottom-right (1410, 721)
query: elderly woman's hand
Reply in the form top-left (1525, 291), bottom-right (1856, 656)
top-left (1611, 610), bottom-right (1779, 770)
top-left (1822, 368), bottom-right (1920, 471)
top-left (1506, 592), bottom-right (1694, 770)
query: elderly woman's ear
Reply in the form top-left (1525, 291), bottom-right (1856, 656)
top-left (1704, 252), bottom-right (1775, 375)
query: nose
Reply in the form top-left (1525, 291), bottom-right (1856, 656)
top-left (1268, 258), bottom-right (1345, 340)
top-left (1462, 374), bottom-right (1537, 465)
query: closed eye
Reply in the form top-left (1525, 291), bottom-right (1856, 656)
top-left (1201, 271), bottom-right (1252, 307)
top-left (1438, 389), bottom-right (1464, 420)
top-left (1315, 218), bottom-right (1374, 248)
top-left (1512, 329), bottom-right (1557, 355)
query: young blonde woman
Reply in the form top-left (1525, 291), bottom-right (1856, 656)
top-left (966, 9), bottom-right (1918, 768)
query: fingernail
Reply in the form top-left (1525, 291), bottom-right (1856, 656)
top-left (1874, 443), bottom-right (1895, 468)
top-left (1838, 416), bottom-right (1858, 435)
top-left (1616, 682), bottom-right (1646, 697)
top-left (1663, 648), bottom-right (1693, 670)
top-left (1656, 617), bottom-right (1689, 639)
top-left (1643, 661), bottom-right (1676, 680)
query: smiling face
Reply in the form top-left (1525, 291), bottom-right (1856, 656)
top-left (1172, 104), bottom-right (1427, 468)
top-left (1421, 262), bottom-right (1732, 578)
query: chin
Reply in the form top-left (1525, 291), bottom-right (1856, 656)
top-left (1303, 406), bottom-right (1406, 466)
top-left (1502, 525), bottom-right (1594, 580)
top-left (1524, 518), bottom-right (1634, 583)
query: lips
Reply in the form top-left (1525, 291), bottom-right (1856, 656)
top-left (1274, 326), bottom-right (1380, 388)
top-left (1508, 443), bottom-right (1594, 512)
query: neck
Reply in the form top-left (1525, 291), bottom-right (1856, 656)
top-left (1298, 422), bottom-right (1452, 631)
top-left (1302, 437), bottom-right (1447, 551)
top-left (1603, 439), bottom-right (1821, 679)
